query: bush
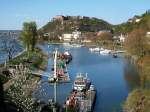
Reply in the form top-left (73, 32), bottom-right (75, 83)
top-left (124, 88), bottom-right (150, 112)
top-left (0, 75), bottom-right (9, 84)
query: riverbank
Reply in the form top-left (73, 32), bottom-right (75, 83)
top-left (8, 48), bottom-right (48, 71)
top-left (0, 47), bottom-right (46, 111)
top-left (123, 55), bottom-right (150, 111)
top-left (0, 47), bottom-right (48, 91)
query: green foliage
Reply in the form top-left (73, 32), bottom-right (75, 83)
top-left (113, 12), bottom-right (150, 35)
top-left (9, 49), bottom-right (47, 70)
top-left (6, 71), bottom-right (40, 112)
top-left (21, 22), bottom-right (37, 51)
top-left (40, 16), bottom-right (112, 39)
top-left (0, 75), bottom-right (9, 84)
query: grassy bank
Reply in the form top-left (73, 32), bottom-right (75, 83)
top-left (8, 48), bottom-right (48, 71)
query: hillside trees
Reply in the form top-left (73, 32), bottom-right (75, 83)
top-left (97, 32), bottom-right (113, 41)
top-left (124, 29), bottom-right (150, 112)
top-left (96, 32), bottom-right (113, 46)
top-left (21, 22), bottom-right (37, 51)
top-left (124, 29), bottom-right (148, 57)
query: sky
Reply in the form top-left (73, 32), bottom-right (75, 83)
top-left (0, 0), bottom-right (150, 30)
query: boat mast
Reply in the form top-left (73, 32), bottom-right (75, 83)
top-left (54, 49), bottom-right (57, 106)
top-left (54, 49), bottom-right (57, 79)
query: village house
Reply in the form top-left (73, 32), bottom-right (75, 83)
top-left (62, 34), bottom-right (73, 42)
top-left (62, 31), bottom-right (82, 42)
top-left (119, 34), bottom-right (126, 42)
top-left (128, 16), bottom-right (141, 23)
top-left (113, 34), bottom-right (127, 43)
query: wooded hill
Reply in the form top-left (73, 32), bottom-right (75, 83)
top-left (39, 10), bottom-right (150, 38)
top-left (39, 16), bottom-right (112, 35)
top-left (113, 10), bottom-right (150, 35)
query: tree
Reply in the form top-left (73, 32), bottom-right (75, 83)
top-left (1, 39), bottom-right (22, 60)
top-left (147, 18), bottom-right (150, 30)
top-left (21, 22), bottom-right (37, 51)
top-left (6, 65), bottom-right (41, 112)
top-left (96, 32), bottom-right (113, 41)
top-left (96, 32), bottom-right (113, 46)
top-left (124, 29), bottom-right (147, 57)
top-left (137, 56), bottom-right (150, 88)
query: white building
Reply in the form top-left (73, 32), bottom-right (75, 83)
top-left (119, 36), bottom-right (125, 42)
top-left (119, 34), bottom-right (126, 43)
top-left (72, 31), bottom-right (81, 40)
top-left (113, 34), bottom-right (126, 43)
top-left (62, 31), bottom-right (82, 42)
top-left (63, 34), bottom-right (73, 42)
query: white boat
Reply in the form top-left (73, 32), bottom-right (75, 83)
top-left (71, 44), bottom-right (83, 48)
top-left (64, 75), bottom-right (96, 112)
top-left (73, 73), bottom-right (91, 91)
top-left (89, 47), bottom-right (100, 52)
top-left (100, 49), bottom-right (111, 55)
top-left (89, 47), bottom-right (104, 52)
top-left (89, 84), bottom-right (95, 91)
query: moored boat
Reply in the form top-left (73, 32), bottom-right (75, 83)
top-left (89, 47), bottom-right (104, 52)
top-left (48, 49), bottom-right (70, 83)
top-left (73, 73), bottom-right (91, 91)
top-left (52, 50), bottom-right (72, 65)
top-left (89, 47), bottom-right (100, 52)
top-left (100, 49), bottom-right (111, 55)
top-left (112, 53), bottom-right (118, 58)
top-left (63, 51), bottom-right (72, 64)
top-left (63, 73), bottom-right (96, 112)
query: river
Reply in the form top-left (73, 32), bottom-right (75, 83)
top-left (33, 44), bottom-right (140, 112)
top-left (0, 36), bottom-right (23, 64)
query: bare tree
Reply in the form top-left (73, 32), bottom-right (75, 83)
top-left (1, 39), bottom-right (21, 60)
top-left (97, 32), bottom-right (113, 41)
top-left (124, 29), bottom-right (147, 57)
top-left (96, 32), bottom-right (113, 46)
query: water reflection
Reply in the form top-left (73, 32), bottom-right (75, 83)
top-left (34, 44), bottom-right (139, 112)
top-left (123, 60), bottom-right (140, 91)
top-left (0, 36), bottom-right (23, 64)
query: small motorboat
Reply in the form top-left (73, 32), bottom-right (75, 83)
top-left (100, 49), bottom-right (111, 55)
top-left (113, 53), bottom-right (118, 58)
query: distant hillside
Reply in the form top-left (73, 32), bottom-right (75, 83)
top-left (39, 15), bottom-right (112, 36)
top-left (113, 10), bottom-right (150, 35)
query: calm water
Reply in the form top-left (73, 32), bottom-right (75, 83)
top-left (34, 44), bottom-right (140, 112)
top-left (0, 36), bottom-right (23, 64)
